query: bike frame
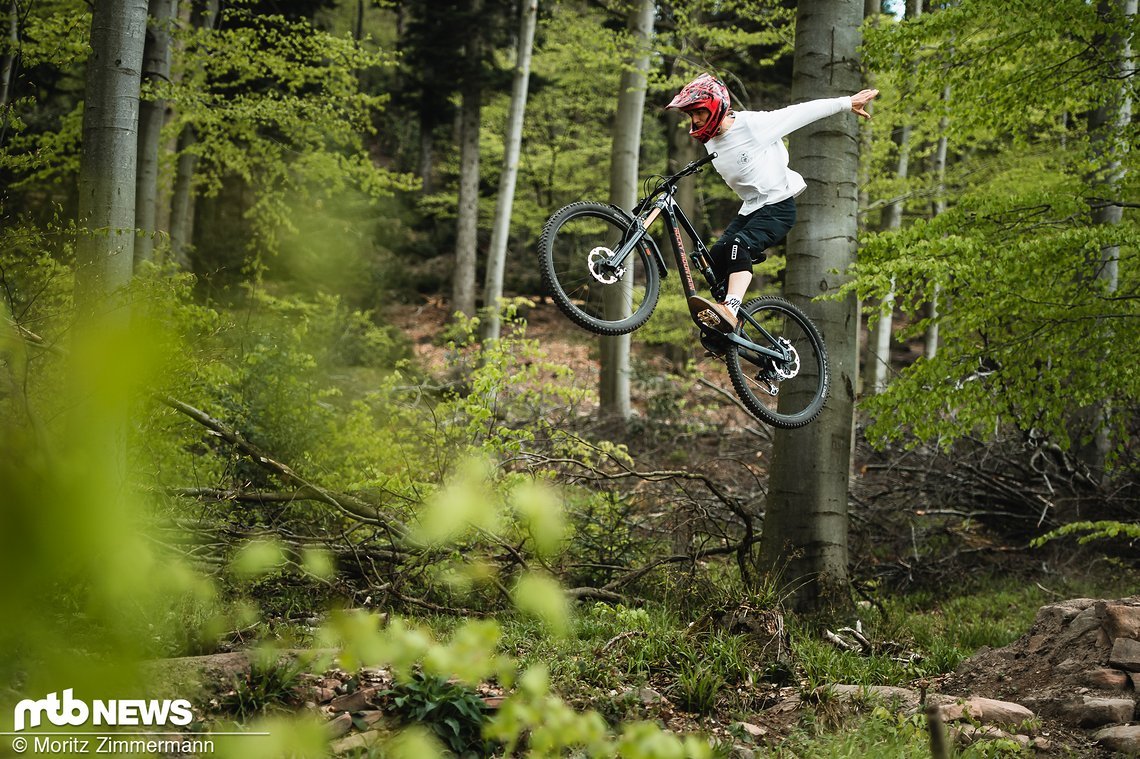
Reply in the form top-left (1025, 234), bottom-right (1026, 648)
top-left (602, 158), bottom-right (793, 367)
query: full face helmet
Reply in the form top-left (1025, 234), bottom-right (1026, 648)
top-left (666, 73), bottom-right (731, 143)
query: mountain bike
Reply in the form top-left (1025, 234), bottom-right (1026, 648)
top-left (537, 152), bottom-right (829, 429)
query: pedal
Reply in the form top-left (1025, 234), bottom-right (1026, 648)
top-left (687, 295), bottom-right (733, 333)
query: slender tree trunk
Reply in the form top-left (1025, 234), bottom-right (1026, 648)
top-left (0, 0), bottom-right (15, 107)
top-left (452, 0), bottom-right (484, 320)
top-left (168, 0), bottom-right (218, 269)
top-left (759, 0), bottom-right (863, 612)
top-left (1, 0), bottom-right (19, 148)
top-left (1073, 0), bottom-right (1135, 478)
top-left (863, 0), bottom-right (919, 395)
top-left (599, 0), bottom-right (653, 421)
top-left (926, 85), bottom-right (949, 360)
top-left (134, 0), bottom-right (176, 268)
top-left (482, 0), bottom-right (538, 342)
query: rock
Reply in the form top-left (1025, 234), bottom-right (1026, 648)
top-left (729, 745), bottom-right (755, 759)
top-left (1105, 604), bottom-right (1140, 640)
top-left (325, 712), bottom-right (353, 740)
top-left (327, 686), bottom-right (378, 714)
top-left (332, 730), bottom-right (383, 755)
top-left (1110, 638), bottom-right (1140, 672)
top-left (822, 684), bottom-right (920, 711)
top-left (311, 687), bottom-right (337, 703)
top-left (1057, 696), bottom-right (1135, 728)
top-left (733, 722), bottom-right (767, 739)
top-left (355, 710), bottom-right (385, 726)
top-left (950, 724), bottom-right (1030, 749)
top-left (1093, 725), bottom-right (1140, 755)
top-left (1132, 672), bottom-right (1140, 690)
top-left (935, 696), bottom-right (1035, 728)
top-left (1083, 668), bottom-right (1132, 692)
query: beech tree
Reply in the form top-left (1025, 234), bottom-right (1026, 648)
top-left (853, 0), bottom-right (1139, 468)
top-left (759, 0), bottom-right (865, 610)
top-left (599, 0), bottom-right (654, 421)
top-left (75, 0), bottom-right (147, 313)
top-left (481, 0), bottom-right (538, 342)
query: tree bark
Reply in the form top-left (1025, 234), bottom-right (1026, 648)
top-left (760, 0), bottom-right (863, 612)
top-left (926, 84), bottom-right (949, 360)
top-left (599, 0), bottom-right (654, 421)
top-left (862, 0), bottom-right (918, 395)
top-left (1073, 0), bottom-right (1135, 478)
top-left (451, 0), bottom-right (484, 320)
top-left (76, 0), bottom-right (148, 314)
top-left (168, 0), bottom-right (218, 269)
top-left (0, 0), bottom-right (16, 111)
top-left (481, 0), bottom-right (538, 342)
top-left (134, 0), bottom-right (177, 268)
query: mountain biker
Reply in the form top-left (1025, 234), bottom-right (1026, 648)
top-left (665, 73), bottom-right (879, 332)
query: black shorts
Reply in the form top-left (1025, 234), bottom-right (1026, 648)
top-left (709, 197), bottom-right (796, 282)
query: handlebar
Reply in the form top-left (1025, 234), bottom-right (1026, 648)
top-left (632, 152), bottom-right (717, 216)
top-left (671, 151), bottom-right (717, 183)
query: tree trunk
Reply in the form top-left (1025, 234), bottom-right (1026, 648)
top-left (73, 0), bottom-right (147, 491)
top-left (599, 0), bottom-right (653, 421)
top-left (134, 0), bottom-right (177, 268)
top-left (452, 0), bottom-right (484, 320)
top-left (1073, 0), bottom-right (1135, 479)
top-left (926, 85), bottom-right (949, 360)
top-left (76, 0), bottom-right (148, 314)
top-left (481, 0), bottom-right (538, 342)
top-left (0, 0), bottom-right (16, 110)
top-left (168, 0), bottom-right (218, 269)
top-left (759, 0), bottom-right (863, 612)
top-left (862, 0), bottom-right (918, 395)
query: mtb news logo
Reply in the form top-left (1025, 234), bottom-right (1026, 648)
top-left (13, 689), bottom-right (194, 732)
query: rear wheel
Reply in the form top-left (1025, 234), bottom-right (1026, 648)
top-left (538, 202), bottom-right (660, 335)
top-left (725, 296), bottom-right (829, 429)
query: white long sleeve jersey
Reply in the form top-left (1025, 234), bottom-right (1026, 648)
top-left (704, 96), bottom-right (852, 216)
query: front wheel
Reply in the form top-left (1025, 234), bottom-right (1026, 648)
top-left (725, 296), bottom-right (829, 429)
top-left (538, 202), bottom-right (661, 335)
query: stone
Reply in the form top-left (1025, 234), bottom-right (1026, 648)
top-left (1093, 725), bottom-right (1140, 756)
top-left (1105, 604), bottom-right (1140, 640)
top-left (1082, 668), bottom-right (1132, 692)
top-left (1132, 672), bottom-right (1140, 691)
top-left (823, 685), bottom-right (920, 711)
top-left (327, 686), bottom-right (378, 714)
top-left (950, 724), bottom-right (1029, 749)
top-left (1068, 606), bottom-right (1106, 639)
top-left (936, 696), bottom-right (1035, 728)
top-left (1110, 638), bottom-right (1140, 672)
top-left (325, 712), bottom-right (353, 740)
top-left (311, 687), bottom-right (337, 703)
top-left (1057, 696), bottom-right (1135, 728)
top-left (332, 730), bottom-right (383, 755)
top-left (733, 722), bottom-right (767, 739)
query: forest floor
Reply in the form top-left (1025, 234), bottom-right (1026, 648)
top-left (382, 296), bottom-right (1140, 756)
top-left (155, 297), bottom-right (1138, 757)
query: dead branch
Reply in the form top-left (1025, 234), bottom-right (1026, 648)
top-left (158, 394), bottom-right (408, 536)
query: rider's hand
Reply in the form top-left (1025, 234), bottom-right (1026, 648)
top-left (851, 88), bottom-right (880, 119)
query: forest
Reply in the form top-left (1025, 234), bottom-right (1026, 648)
top-left (1, 0), bottom-right (1138, 756)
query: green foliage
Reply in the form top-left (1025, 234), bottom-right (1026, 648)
top-left (381, 672), bottom-right (492, 757)
top-left (671, 657), bottom-right (723, 716)
top-left (773, 706), bottom-right (1026, 758)
top-left (1032, 520), bottom-right (1140, 547)
top-left (220, 653), bottom-right (309, 719)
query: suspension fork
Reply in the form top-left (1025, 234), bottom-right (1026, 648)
top-left (603, 199), bottom-right (666, 272)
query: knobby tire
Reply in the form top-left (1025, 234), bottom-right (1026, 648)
top-left (537, 202), bottom-right (661, 336)
top-left (725, 296), bottom-right (829, 429)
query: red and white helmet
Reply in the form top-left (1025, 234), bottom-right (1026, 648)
top-left (666, 73), bottom-right (731, 143)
